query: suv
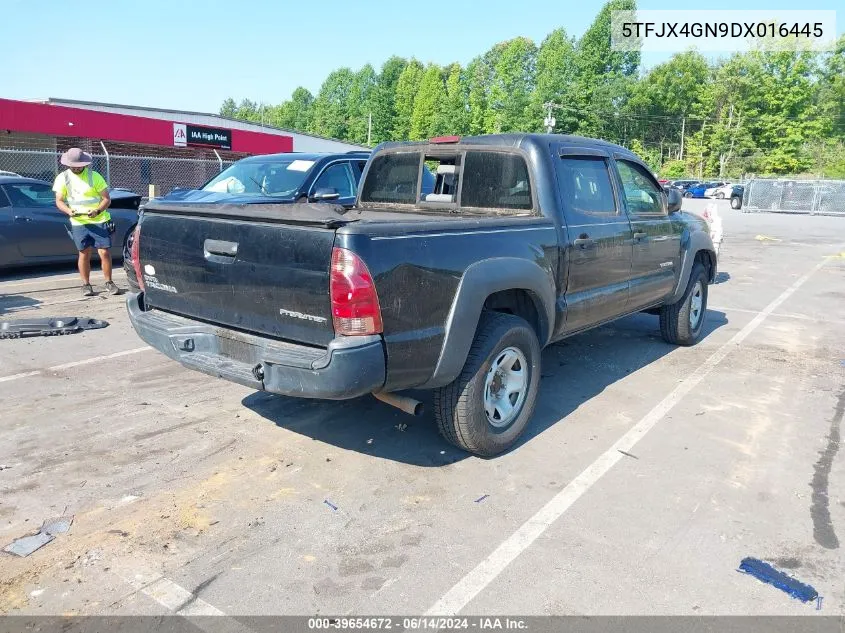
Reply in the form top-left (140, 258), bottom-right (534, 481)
top-left (128, 134), bottom-right (716, 457)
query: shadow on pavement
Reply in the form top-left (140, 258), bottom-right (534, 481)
top-left (242, 310), bottom-right (729, 466)
top-left (0, 294), bottom-right (41, 316)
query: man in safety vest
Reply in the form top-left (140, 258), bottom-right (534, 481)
top-left (53, 148), bottom-right (120, 297)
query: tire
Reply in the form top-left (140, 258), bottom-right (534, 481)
top-left (715, 192), bottom-right (725, 199)
top-left (433, 311), bottom-right (541, 457)
top-left (730, 196), bottom-right (741, 209)
top-left (659, 262), bottom-right (708, 346)
top-left (684, 191), bottom-right (693, 198)
top-left (123, 224), bottom-right (136, 259)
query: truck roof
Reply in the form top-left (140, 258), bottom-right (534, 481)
top-left (374, 133), bottom-right (640, 160)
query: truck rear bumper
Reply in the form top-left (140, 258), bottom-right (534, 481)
top-left (127, 293), bottom-right (386, 399)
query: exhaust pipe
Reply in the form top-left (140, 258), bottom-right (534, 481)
top-left (373, 392), bottom-right (424, 416)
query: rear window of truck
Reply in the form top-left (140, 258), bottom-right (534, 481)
top-left (360, 149), bottom-right (533, 214)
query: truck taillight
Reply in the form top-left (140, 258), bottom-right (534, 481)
top-left (330, 247), bottom-right (382, 336)
top-left (131, 225), bottom-right (144, 292)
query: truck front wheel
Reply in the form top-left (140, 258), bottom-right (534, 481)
top-left (659, 262), bottom-right (708, 346)
top-left (433, 311), bottom-right (541, 457)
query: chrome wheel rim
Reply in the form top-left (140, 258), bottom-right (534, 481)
top-left (689, 281), bottom-right (704, 329)
top-left (483, 347), bottom-right (528, 428)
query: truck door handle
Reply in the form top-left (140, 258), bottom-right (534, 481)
top-left (203, 239), bottom-right (238, 258)
top-left (573, 237), bottom-right (595, 249)
top-left (14, 216), bottom-right (32, 223)
top-left (633, 231), bottom-right (647, 241)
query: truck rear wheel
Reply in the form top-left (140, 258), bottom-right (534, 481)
top-left (659, 262), bottom-right (708, 346)
top-left (433, 311), bottom-right (541, 457)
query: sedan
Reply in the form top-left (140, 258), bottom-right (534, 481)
top-left (704, 183), bottom-right (733, 199)
top-left (0, 176), bottom-right (140, 270)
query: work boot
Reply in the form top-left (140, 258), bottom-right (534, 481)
top-left (105, 281), bottom-right (121, 296)
top-left (81, 283), bottom-right (95, 297)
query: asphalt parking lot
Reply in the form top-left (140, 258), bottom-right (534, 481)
top-left (1, 200), bottom-right (843, 618)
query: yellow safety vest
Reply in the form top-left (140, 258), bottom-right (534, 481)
top-left (62, 169), bottom-right (110, 225)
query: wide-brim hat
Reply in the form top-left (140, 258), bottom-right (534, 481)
top-left (60, 148), bottom-right (93, 168)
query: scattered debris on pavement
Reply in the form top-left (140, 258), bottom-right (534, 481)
top-left (324, 500), bottom-right (338, 511)
top-left (41, 516), bottom-right (74, 535)
top-left (474, 495), bottom-right (489, 503)
top-left (618, 449), bottom-right (639, 460)
top-left (3, 515), bottom-right (73, 557)
top-left (3, 532), bottom-right (54, 557)
top-left (738, 557), bottom-right (818, 603)
top-left (0, 464), bottom-right (12, 471)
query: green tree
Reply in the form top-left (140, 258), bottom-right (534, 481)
top-left (572, 0), bottom-right (640, 138)
top-left (659, 160), bottom-right (687, 179)
top-left (235, 98), bottom-right (258, 122)
top-left (311, 68), bottom-right (356, 139)
top-left (529, 28), bottom-right (578, 133)
top-left (819, 34), bottom-right (845, 140)
top-left (465, 57), bottom-right (492, 135)
top-left (434, 63), bottom-right (469, 136)
top-left (392, 60), bottom-right (425, 140)
top-left (272, 87), bottom-right (314, 131)
top-left (346, 64), bottom-right (378, 145)
top-left (625, 51), bottom-right (711, 164)
top-left (486, 37), bottom-right (537, 133)
top-left (410, 65), bottom-right (447, 140)
top-left (370, 56), bottom-right (408, 144)
top-left (220, 98), bottom-right (237, 118)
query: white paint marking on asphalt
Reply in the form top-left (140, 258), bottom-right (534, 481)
top-left (0, 347), bottom-right (151, 384)
top-left (142, 577), bottom-right (225, 616)
top-left (0, 270), bottom-right (128, 290)
top-left (711, 305), bottom-right (845, 326)
top-left (426, 259), bottom-right (829, 616)
top-left (0, 370), bottom-right (41, 384)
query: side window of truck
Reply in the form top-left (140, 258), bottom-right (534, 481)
top-left (615, 160), bottom-right (665, 216)
top-left (557, 157), bottom-right (618, 219)
top-left (461, 151), bottom-right (532, 211)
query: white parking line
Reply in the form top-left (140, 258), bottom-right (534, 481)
top-left (0, 347), bottom-right (151, 383)
top-left (142, 577), bottom-right (225, 616)
top-left (0, 270), bottom-right (127, 291)
top-left (426, 258), bottom-right (829, 616)
top-left (711, 305), bottom-right (845, 326)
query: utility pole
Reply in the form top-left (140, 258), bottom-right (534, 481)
top-left (543, 102), bottom-right (556, 134)
top-left (367, 112), bottom-right (372, 146)
top-left (680, 116), bottom-right (686, 161)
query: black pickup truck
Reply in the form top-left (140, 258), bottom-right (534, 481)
top-left (127, 134), bottom-right (716, 457)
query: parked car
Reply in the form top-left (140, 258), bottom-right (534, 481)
top-left (684, 181), bottom-right (724, 198)
top-left (0, 170), bottom-right (21, 177)
top-left (0, 176), bottom-right (140, 269)
top-left (670, 179), bottom-right (700, 190)
top-left (730, 185), bottom-right (744, 209)
top-left (123, 151), bottom-right (384, 291)
top-left (705, 182), bottom-right (733, 199)
top-left (127, 133), bottom-right (716, 457)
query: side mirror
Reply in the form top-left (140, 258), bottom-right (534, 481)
top-left (309, 187), bottom-right (340, 202)
top-left (666, 187), bottom-right (682, 214)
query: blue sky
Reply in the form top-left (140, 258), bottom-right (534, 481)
top-left (2, 0), bottom-right (841, 114)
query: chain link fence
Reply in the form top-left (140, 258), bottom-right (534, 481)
top-left (0, 148), bottom-right (234, 199)
top-left (743, 179), bottom-right (845, 216)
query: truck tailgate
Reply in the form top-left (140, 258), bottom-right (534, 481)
top-left (138, 204), bottom-right (340, 347)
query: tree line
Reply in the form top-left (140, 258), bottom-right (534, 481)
top-left (221, 0), bottom-right (845, 178)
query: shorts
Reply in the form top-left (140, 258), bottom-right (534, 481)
top-left (68, 222), bottom-right (112, 251)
